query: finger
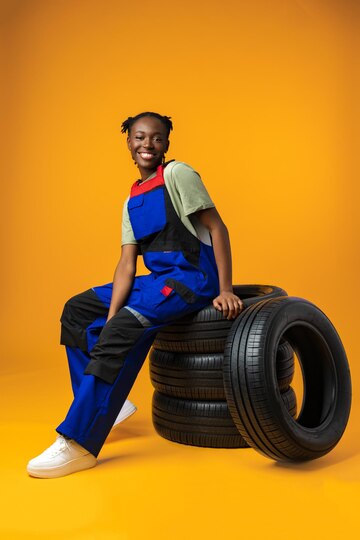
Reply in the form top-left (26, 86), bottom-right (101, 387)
top-left (230, 301), bottom-right (239, 319)
top-left (231, 300), bottom-right (243, 319)
top-left (224, 300), bottom-right (235, 320)
top-left (232, 303), bottom-right (241, 318)
top-left (213, 299), bottom-right (222, 311)
top-left (225, 301), bottom-right (233, 319)
top-left (234, 299), bottom-right (241, 311)
top-left (221, 301), bottom-right (229, 315)
top-left (227, 300), bottom-right (243, 319)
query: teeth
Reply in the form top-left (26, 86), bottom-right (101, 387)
top-left (139, 153), bottom-right (154, 159)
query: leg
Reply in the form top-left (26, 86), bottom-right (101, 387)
top-left (27, 287), bottom-right (143, 478)
top-left (60, 285), bottom-right (111, 396)
top-left (56, 307), bottom-right (164, 457)
top-left (60, 283), bottom-right (137, 421)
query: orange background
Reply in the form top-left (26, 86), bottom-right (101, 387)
top-left (0, 1), bottom-right (359, 538)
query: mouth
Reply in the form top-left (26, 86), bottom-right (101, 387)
top-left (138, 152), bottom-right (156, 160)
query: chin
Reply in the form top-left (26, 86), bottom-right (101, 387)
top-left (140, 160), bottom-right (161, 169)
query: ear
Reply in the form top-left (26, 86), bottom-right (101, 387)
top-left (165, 139), bottom-right (170, 152)
top-left (127, 136), bottom-right (131, 150)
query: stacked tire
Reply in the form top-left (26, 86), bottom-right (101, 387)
top-left (150, 285), bottom-right (299, 449)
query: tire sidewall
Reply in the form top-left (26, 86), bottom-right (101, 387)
top-left (262, 297), bottom-right (351, 453)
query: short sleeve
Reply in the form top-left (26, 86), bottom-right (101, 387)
top-left (171, 162), bottom-right (215, 216)
top-left (121, 197), bottom-right (138, 246)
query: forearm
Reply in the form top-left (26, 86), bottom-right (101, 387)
top-left (210, 223), bottom-right (233, 293)
top-left (107, 262), bottom-right (135, 320)
top-left (195, 207), bottom-right (243, 318)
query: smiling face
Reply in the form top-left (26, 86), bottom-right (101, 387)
top-left (127, 116), bottom-right (170, 180)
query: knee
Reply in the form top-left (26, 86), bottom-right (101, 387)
top-left (61, 295), bottom-right (77, 322)
top-left (60, 292), bottom-right (89, 351)
top-left (61, 290), bottom-right (89, 321)
top-left (60, 288), bottom-right (107, 351)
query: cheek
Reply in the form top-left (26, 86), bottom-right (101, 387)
top-left (128, 146), bottom-right (137, 162)
top-left (158, 144), bottom-right (168, 154)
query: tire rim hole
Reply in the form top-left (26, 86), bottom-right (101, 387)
top-left (282, 324), bottom-right (336, 428)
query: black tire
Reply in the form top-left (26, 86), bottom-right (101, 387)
top-left (281, 386), bottom-right (297, 419)
top-left (152, 284), bottom-right (288, 353)
top-left (149, 342), bottom-right (294, 400)
top-left (152, 391), bottom-right (246, 448)
top-left (223, 296), bottom-right (352, 462)
top-left (152, 387), bottom-right (297, 449)
top-left (150, 349), bottom-right (225, 400)
top-left (276, 340), bottom-right (295, 391)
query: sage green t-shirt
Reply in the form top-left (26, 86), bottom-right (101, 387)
top-left (121, 161), bottom-right (215, 247)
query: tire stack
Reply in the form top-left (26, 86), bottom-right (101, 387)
top-left (150, 285), bottom-right (298, 449)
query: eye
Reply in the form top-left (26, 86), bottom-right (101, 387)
top-left (135, 136), bottom-right (143, 140)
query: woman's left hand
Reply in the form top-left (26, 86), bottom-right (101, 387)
top-left (213, 291), bottom-right (245, 320)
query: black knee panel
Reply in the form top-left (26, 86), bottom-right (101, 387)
top-left (84, 308), bottom-right (147, 384)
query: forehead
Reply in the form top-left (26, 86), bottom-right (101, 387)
top-left (130, 116), bottom-right (168, 136)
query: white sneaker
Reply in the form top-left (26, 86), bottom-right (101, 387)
top-left (27, 435), bottom-right (97, 478)
top-left (113, 399), bottom-right (137, 427)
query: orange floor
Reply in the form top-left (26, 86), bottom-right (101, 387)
top-left (1, 358), bottom-right (359, 540)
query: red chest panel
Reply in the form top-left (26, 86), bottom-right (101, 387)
top-left (130, 165), bottom-right (165, 198)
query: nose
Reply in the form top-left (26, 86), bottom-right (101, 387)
top-left (143, 137), bottom-right (154, 149)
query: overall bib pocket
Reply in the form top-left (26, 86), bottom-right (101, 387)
top-left (128, 188), bottom-right (167, 239)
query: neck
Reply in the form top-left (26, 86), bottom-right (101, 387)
top-left (138, 164), bottom-right (161, 181)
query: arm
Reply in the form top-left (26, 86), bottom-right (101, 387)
top-left (106, 244), bottom-right (139, 322)
top-left (195, 207), bottom-right (245, 320)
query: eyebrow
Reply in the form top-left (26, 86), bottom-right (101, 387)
top-left (134, 130), bottom-right (163, 135)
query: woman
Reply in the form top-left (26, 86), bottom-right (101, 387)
top-left (27, 112), bottom-right (244, 478)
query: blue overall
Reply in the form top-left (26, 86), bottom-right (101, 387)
top-left (57, 162), bottom-right (219, 456)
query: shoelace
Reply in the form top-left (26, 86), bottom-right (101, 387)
top-left (41, 436), bottom-right (68, 458)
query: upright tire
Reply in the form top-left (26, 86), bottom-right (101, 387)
top-left (152, 284), bottom-right (288, 353)
top-left (223, 296), bottom-right (352, 462)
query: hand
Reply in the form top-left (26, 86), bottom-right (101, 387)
top-left (213, 291), bottom-right (245, 320)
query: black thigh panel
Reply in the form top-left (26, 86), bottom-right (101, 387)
top-left (60, 288), bottom-right (109, 351)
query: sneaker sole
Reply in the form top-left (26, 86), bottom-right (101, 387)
top-left (112, 405), bottom-right (137, 428)
top-left (27, 454), bottom-right (97, 479)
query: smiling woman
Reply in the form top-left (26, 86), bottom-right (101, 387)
top-left (27, 111), bottom-right (245, 478)
top-left (122, 112), bottom-right (172, 179)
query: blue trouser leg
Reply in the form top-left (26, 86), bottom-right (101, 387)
top-left (57, 322), bottom-right (164, 457)
top-left (65, 346), bottom-right (90, 396)
top-left (58, 281), bottom-right (164, 457)
top-left (65, 314), bottom-right (107, 396)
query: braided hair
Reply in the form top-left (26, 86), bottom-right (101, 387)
top-left (121, 112), bottom-right (173, 137)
